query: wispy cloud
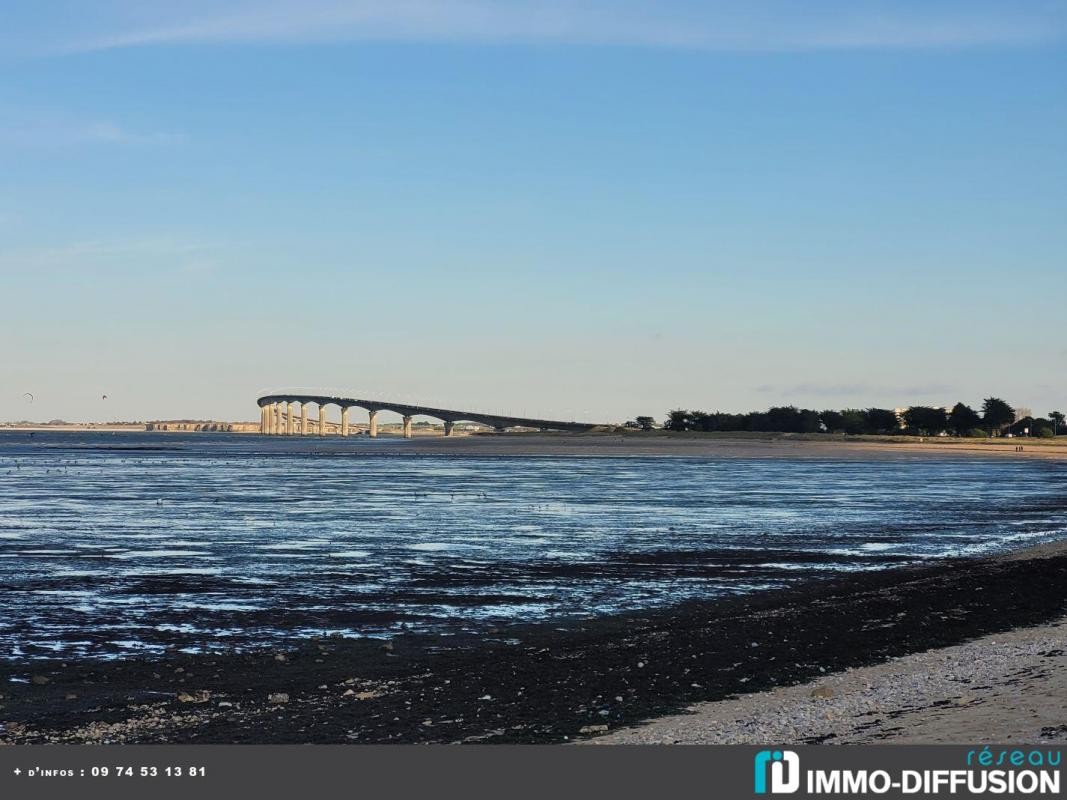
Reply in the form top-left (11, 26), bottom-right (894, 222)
top-left (0, 112), bottom-right (186, 148)
top-left (24, 0), bottom-right (1067, 56)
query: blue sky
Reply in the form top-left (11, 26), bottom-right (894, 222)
top-left (2, 1), bottom-right (1065, 424)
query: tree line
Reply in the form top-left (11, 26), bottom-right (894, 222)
top-left (647, 398), bottom-right (1065, 438)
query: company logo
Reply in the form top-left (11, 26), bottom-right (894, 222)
top-left (751, 748), bottom-right (1061, 796)
top-left (755, 750), bottom-right (801, 794)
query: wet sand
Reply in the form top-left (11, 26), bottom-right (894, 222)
top-left (588, 616), bottom-right (1067, 745)
top-left (3, 541), bottom-right (1064, 745)
top-left (407, 433), bottom-right (1067, 460)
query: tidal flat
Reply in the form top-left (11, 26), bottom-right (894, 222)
top-left (1, 431), bottom-right (1064, 743)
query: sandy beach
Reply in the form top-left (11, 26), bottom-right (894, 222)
top-left (408, 432), bottom-right (1067, 460)
top-left (590, 620), bottom-right (1067, 745)
top-left (588, 540), bottom-right (1067, 745)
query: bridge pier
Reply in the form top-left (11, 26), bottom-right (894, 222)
top-left (341, 406), bottom-right (350, 437)
top-left (403, 415), bottom-right (412, 439)
top-left (260, 405), bottom-right (268, 434)
top-left (300, 403), bottom-right (308, 435)
top-left (368, 409), bottom-right (379, 438)
top-left (272, 402), bottom-right (281, 435)
top-left (319, 404), bottom-right (326, 437)
top-left (443, 421), bottom-right (455, 437)
top-left (285, 402), bottom-right (294, 435)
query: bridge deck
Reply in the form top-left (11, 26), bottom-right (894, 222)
top-left (257, 394), bottom-right (602, 432)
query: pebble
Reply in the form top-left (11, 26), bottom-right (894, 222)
top-left (579, 725), bottom-right (609, 734)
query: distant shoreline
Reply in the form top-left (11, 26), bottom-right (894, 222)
top-left (0, 424), bottom-right (262, 434)
top-left (0, 424), bottom-right (150, 431)
top-left (414, 432), bottom-right (1067, 460)
top-left (3, 427), bottom-right (1064, 459)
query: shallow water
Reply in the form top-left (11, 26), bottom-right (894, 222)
top-left (1, 432), bottom-right (1064, 660)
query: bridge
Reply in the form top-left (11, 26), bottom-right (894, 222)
top-left (256, 392), bottom-right (604, 438)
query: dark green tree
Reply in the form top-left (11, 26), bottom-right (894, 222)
top-left (665, 409), bottom-right (690, 432)
top-left (864, 408), bottom-right (900, 434)
top-left (947, 402), bottom-right (981, 436)
top-left (840, 409), bottom-right (867, 435)
top-left (902, 406), bottom-right (948, 435)
top-left (820, 410), bottom-right (845, 433)
top-left (1031, 418), bottom-right (1054, 438)
top-left (747, 406), bottom-right (823, 433)
top-left (1050, 411), bottom-right (1065, 435)
top-left (719, 412), bottom-right (747, 431)
top-left (799, 409), bottom-right (822, 433)
top-left (689, 411), bottom-right (713, 431)
top-left (981, 397), bottom-right (1015, 436)
top-left (758, 406), bottom-right (799, 432)
top-left (634, 416), bottom-right (655, 432)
